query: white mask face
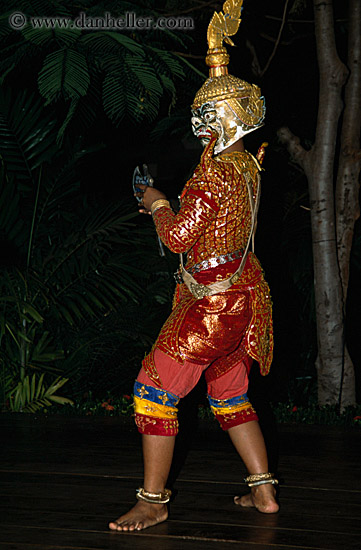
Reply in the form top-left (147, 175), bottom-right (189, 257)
top-left (191, 100), bottom-right (261, 154)
top-left (191, 102), bottom-right (222, 148)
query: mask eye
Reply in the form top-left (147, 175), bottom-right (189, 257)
top-left (191, 117), bottom-right (202, 128)
top-left (203, 111), bottom-right (216, 122)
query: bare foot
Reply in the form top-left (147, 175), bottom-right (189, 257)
top-left (234, 483), bottom-right (279, 514)
top-left (109, 500), bottom-right (168, 532)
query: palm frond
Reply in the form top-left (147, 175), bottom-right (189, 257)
top-left (0, 13), bottom-right (16, 40)
top-left (80, 31), bottom-right (145, 56)
top-left (56, 68), bottom-right (102, 139)
top-left (103, 52), bottom-right (164, 124)
top-left (150, 109), bottom-right (194, 141)
top-left (147, 46), bottom-right (185, 80)
top-left (39, 48), bottom-right (90, 104)
top-left (21, 26), bottom-right (81, 47)
top-left (0, 41), bottom-right (37, 84)
top-left (149, 27), bottom-right (191, 50)
top-left (56, 97), bottom-right (80, 145)
top-left (126, 53), bottom-right (163, 95)
top-left (18, 0), bottom-right (71, 17)
top-left (0, 165), bottom-right (26, 248)
top-left (30, 331), bottom-right (64, 365)
top-left (27, 203), bottom-right (144, 321)
top-left (0, 88), bottom-right (57, 183)
top-left (102, 73), bottom-right (127, 122)
top-left (9, 374), bottom-right (73, 412)
top-left (173, 53), bottom-right (207, 80)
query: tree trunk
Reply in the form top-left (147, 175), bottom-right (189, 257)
top-left (278, 0), bottom-right (356, 408)
top-left (334, 0), bottom-right (361, 406)
top-left (311, 0), bottom-right (351, 406)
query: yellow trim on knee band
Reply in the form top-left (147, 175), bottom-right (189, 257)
top-left (134, 396), bottom-right (178, 420)
top-left (210, 402), bottom-right (252, 417)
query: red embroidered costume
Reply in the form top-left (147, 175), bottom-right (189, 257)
top-left (107, 2), bottom-right (281, 527)
top-left (134, 134), bottom-right (273, 436)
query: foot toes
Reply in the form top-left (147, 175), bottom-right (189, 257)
top-left (109, 520), bottom-right (130, 531)
top-left (118, 522), bottom-right (133, 531)
top-left (109, 502), bottom-right (168, 532)
top-left (234, 493), bottom-right (254, 507)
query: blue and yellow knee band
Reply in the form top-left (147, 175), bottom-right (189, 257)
top-left (133, 381), bottom-right (180, 436)
top-left (207, 393), bottom-right (258, 430)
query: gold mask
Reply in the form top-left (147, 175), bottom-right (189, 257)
top-left (191, 0), bottom-right (265, 153)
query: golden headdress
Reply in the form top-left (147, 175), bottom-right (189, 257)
top-left (192, 0), bottom-right (265, 131)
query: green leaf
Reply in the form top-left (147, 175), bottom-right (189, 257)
top-left (0, 13), bottom-right (17, 40)
top-left (174, 53), bottom-right (207, 79)
top-left (45, 376), bottom-right (69, 395)
top-left (8, 374), bottom-right (72, 412)
top-left (21, 303), bottom-right (44, 323)
top-left (148, 47), bottom-right (185, 79)
top-left (102, 74), bottom-right (126, 121)
top-left (35, 373), bottom-right (45, 399)
top-left (22, 26), bottom-right (81, 47)
top-left (48, 395), bottom-right (73, 405)
top-left (125, 54), bottom-right (162, 95)
top-left (80, 32), bottom-right (144, 55)
top-left (38, 48), bottom-right (90, 104)
top-left (56, 97), bottom-right (79, 145)
top-left (0, 88), bottom-right (57, 182)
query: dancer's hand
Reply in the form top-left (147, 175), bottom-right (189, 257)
top-left (135, 183), bottom-right (167, 214)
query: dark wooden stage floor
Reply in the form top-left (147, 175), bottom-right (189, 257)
top-left (0, 413), bottom-right (360, 550)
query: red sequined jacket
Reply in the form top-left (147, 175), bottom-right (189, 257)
top-left (151, 134), bottom-right (273, 376)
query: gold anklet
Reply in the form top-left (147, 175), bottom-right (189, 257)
top-left (247, 478), bottom-right (279, 487)
top-left (245, 473), bottom-right (274, 483)
top-left (136, 487), bottom-right (172, 504)
top-left (244, 473), bottom-right (279, 487)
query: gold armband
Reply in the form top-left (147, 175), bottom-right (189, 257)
top-left (151, 199), bottom-right (170, 215)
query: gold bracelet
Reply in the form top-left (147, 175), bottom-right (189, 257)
top-left (244, 473), bottom-right (274, 483)
top-left (136, 487), bottom-right (172, 504)
top-left (150, 199), bottom-right (170, 215)
top-left (247, 479), bottom-right (279, 487)
top-left (244, 473), bottom-right (278, 487)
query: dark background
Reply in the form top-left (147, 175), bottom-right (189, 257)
top-left (0, 0), bottom-right (360, 408)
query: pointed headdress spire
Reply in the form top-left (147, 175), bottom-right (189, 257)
top-left (206, 0), bottom-right (243, 77)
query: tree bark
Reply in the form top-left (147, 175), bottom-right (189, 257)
top-left (334, 0), bottom-right (361, 407)
top-left (336, 0), bottom-right (361, 295)
top-left (335, 0), bottom-right (361, 296)
top-left (311, 0), bottom-right (350, 406)
top-left (279, 0), bottom-right (356, 408)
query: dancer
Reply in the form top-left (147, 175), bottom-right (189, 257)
top-left (109, 0), bottom-right (278, 532)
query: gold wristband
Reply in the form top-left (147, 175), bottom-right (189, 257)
top-left (151, 199), bottom-right (170, 215)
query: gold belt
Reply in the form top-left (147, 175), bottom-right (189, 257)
top-left (174, 249), bottom-right (244, 284)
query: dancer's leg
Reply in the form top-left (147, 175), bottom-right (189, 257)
top-left (109, 352), bottom-right (206, 532)
top-left (109, 434), bottom-right (175, 531)
top-left (228, 421), bottom-right (279, 513)
top-left (207, 360), bottom-right (278, 514)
